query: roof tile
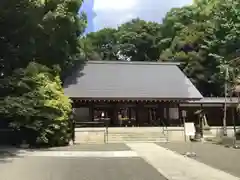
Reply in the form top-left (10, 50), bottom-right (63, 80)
top-left (64, 61), bottom-right (203, 100)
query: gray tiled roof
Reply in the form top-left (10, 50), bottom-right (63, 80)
top-left (63, 61), bottom-right (203, 100)
top-left (188, 97), bottom-right (239, 104)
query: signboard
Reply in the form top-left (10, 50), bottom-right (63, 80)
top-left (181, 110), bottom-right (187, 118)
top-left (184, 122), bottom-right (195, 136)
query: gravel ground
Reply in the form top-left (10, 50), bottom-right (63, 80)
top-left (0, 156), bottom-right (167, 180)
top-left (157, 142), bottom-right (240, 178)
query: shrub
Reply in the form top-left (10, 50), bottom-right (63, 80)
top-left (0, 62), bottom-right (72, 146)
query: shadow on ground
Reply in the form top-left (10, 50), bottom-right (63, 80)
top-left (0, 147), bottom-right (25, 164)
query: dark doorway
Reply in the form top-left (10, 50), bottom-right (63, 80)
top-left (93, 107), bottom-right (113, 126)
top-left (117, 107), bottom-right (136, 127)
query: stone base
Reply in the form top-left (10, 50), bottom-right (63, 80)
top-left (20, 144), bottom-right (29, 149)
top-left (221, 136), bottom-right (236, 147)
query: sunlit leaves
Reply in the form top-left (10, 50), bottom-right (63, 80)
top-left (160, 0), bottom-right (240, 96)
top-left (0, 62), bottom-right (72, 145)
top-left (0, 0), bottom-right (87, 79)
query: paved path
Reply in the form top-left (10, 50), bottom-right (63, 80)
top-left (0, 144), bottom-right (166, 180)
top-left (157, 142), bottom-right (240, 178)
top-left (127, 143), bottom-right (240, 180)
top-left (27, 150), bottom-right (138, 158)
top-left (0, 157), bottom-right (166, 180)
top-left (1, 143), bottom-right (240, 180)
top-left (46, 143), bottom-right (131, 151)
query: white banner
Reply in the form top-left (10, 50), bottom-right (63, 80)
top-left (184, 122), bottom-right (195, 136)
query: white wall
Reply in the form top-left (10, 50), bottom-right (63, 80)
top-left (165, 126), bottom-right (240, 141)
top-left (209, 126), bottom-right (239, 137)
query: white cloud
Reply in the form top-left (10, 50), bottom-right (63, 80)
top-left (93, 0), bottom-right (193, 31)
top-left (94, 0), bottom-right (137, 11)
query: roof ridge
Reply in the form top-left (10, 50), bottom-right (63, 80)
top-left (88, 60), bottom-right (180, 66)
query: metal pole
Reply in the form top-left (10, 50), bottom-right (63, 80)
top-left (232, 105), bottom-right (236, 145)
top-left (223, 66), bottom-right (228, 136)
top-left (183, 117), bottom-right (187, 142)
top-left (236, 92), bottom-right (240, 137)
top-left (231, 72), bottom-right (237, 143)
top-left (182, 110), bottom-right (187, 142)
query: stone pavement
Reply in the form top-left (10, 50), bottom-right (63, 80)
top-left (0, 145), bottom-right (166, 180)
top-left (46, 143), bottom-right (131, 151)
top-left (28, 150), bottom-right (138, 158)
top-left (1, 143), bottom-right (240, 180)
top-left (157, 142), bottom-right (240, 178)
top-left (0, 157), bottom-right (168, 180)
top-left (127, 143), bottom-right (239, 180)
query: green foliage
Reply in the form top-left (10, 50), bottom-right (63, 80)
top-left (0, 62), bottom-right (72, 146)
top-left (160, 0), bottom-right (240, 96)
top-left (85, 28), bottom-right (119, 60)
top-left (0, 0), bottom-right (87, 146)
top-left (116, 18), bottom-right (162, 61)
top-left (84, 0), bottom-right (240, 96)
top-left (37, 0), bottom-right (87, 77)
top-left (0, 0), bottom-right (87, 78)
top-left (85, 18), bottom-right (162, 61)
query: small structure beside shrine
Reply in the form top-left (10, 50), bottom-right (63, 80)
top-left (180, 97), bottom-right (240, 126)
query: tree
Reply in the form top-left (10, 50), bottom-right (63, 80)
top-left (37, 0), bottom-right (88, 78)
top-left (0, 0), bottom-right (88, 146)
top-left (159, 5), bottom-right (198, 53)
top-left (85, 18), bottom-right (163, 61)
top-left (85, 28), bottom-right (118, 60)
top-left (116, 18), bottom-right (162, 61)
top-left (0, 0), bottom-right (87, 78)
top-left (0, 62), bottom-right (72, 146)
top-left (0, 0), bottom-right (39, 77)
top-left (80, 0), bottom-right (240, 97)
top-left (160, 0), bottom-right (240, 96)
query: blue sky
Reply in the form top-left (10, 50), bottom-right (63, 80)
top-left (81, 0), bottom-right (193, 33)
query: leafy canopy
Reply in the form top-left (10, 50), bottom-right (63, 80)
top-left (0, 0), bottom-right (87, 78)
top-left (0, 62), bottom-right (72, 145)
top-left (160, 0), bottom-right (240, 96)
top-left (84, 0), bottom-right (240, 96)
top-left (85, 18), bottom-right (162, 61)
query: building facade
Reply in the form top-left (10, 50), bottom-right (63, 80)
top-left (64, 61), bottom-right (239, 127)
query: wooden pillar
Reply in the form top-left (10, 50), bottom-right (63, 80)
top-left (166, 103), bottom-right (170, 126)
top-left (178, 103), bottom-right (182, 126)
top-left (148, 108), bottom-right (151, 125)
top-left (129, 107), bottom-right (132, 119)
top-left (136, 102), bottom-right (140, 126)
top-left (108, 102), bottom-right (113, 127)
top-left (112, 103), bottom-right (117, 127)
top-left (157, 103), bottom-right (163, 120)
top-left (112, 103), bottom-right (118, 127)
top-left (89, 102), bottom-right (94, 122)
